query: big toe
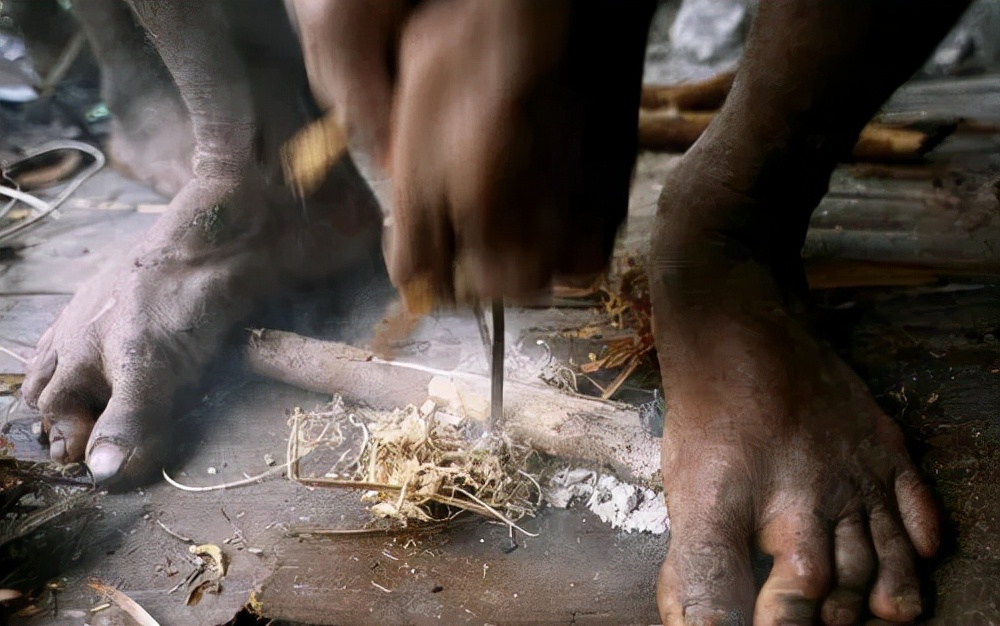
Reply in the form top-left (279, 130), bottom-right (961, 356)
top-left (85, 394), bottom-right (171, 486)
top-left (756, 507), bottom-right (834, 626)
top-left (87, 442), bottom-right (129, 483)
top-left (658, 521), bottom-right (756, 626)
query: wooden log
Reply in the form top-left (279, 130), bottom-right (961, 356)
top-left (636, 110), bottom-right (714, 152)
top-left (637, 109), bottom-right (941, 162)
top-left (245, 329), bottom-right (661, 483)
top-left (641, 73), bottom-right (1000, 125)
top-left (853, 125), bottom-right (940, 163)
top-left (640, 71), bottom-right (735, 111)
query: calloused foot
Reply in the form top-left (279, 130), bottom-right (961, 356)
top-left (21, 159), bottom-right (382, 484)
top-left (650, 165), bottom-right (940, 626)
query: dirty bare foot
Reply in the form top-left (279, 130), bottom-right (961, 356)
top-left (70, 0), bottom-right (194, 197)
top-left (650, 162), bottom-right (940, 626)
top-left (16, 0), bottom-right (389, 485)
top-left (20, 160), bottom-right (382, 483)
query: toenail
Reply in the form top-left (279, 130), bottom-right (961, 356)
top-left (88, 443), bottom-right (127, 483)
top-left (49, 437), bottom-right (66, 461)
top-left (684, 606), bottom-right (747, 626)
top-left (775, 596), bottom-right (816, 624)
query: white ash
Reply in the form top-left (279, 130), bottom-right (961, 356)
top-left (544, 468), bottom-right (599, 508)
top-left (544, 468), bottom-right (669, 535)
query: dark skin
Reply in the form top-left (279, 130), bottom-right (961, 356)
top-left (23, 0), bottom-right (970, 623)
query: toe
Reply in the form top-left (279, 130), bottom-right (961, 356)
top-left (85, 390), bottom-right (171, 486)
top-left (868, 500), bottom-right (923, 622)
top-left (43, 408), bottom-right (94, 464)
top-left (657, 522), bottom-right (756, 626)
top-left (22, 348), bottom-right (57, 407)
top-left (35, 362), bottom-right (109, 463)
top-left (87, 441), bottom-right (129, 483)
top-left (756, 508), bottom-right (833, 626)
top-left (894, 470), bottom-right (939, 559)
top-left (821, 513), bottom-right (875, 626)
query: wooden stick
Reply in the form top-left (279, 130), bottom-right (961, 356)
top-left (636, 110), bottom-right (714, 152)
top-left (853, 125), bottom-right (936, 162)
top-left (640, 71), bottom-right (736, 111)
top-left (637, 109), bottom-right (943, 162)
top-left (245, 329), bottom-right (661, 483)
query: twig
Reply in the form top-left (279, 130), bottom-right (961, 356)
top-left (293, 476), bottom-right (403, 492)
top-left (38, 32), bottom-right (87, 95)
top-left (89, 581), bottom-right (161, 626)
top-left (285, 520), bottom-right (455, 537)
top-left (155, 519), bottom-right (193, 544)
top-left (600, 357), bottom-right (641, 400)
top-left (161, 465), bottom-right (285, 493)
top-left (517, 470), bottom-right (543, 508)
top-left (435, 487), bottom-right (538, 538)
top-left (0, 345), bottom-right (28, 364)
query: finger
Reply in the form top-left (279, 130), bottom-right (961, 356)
top-left (291, 0), bottom-right (406, 163)
top-left (457, 247), bottom-right (552, 302)
top-left (895, 469), bottom-right (940, 559)
top-left (385, 14), bottom-right (462, 309)
top-left (756, 507), bottom-right (833, 626)
top-left (868, 499), bottom-right (923, 622)
top-left (821, 513), bottom-right (875, 626)
top-left (386, 177), bottom-right (456, 312)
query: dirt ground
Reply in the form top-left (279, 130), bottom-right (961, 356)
top-left (1, 61), bottom-right (998, 626)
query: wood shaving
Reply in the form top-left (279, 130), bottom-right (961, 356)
top-left (89, 581), bottom-right (161, 626)
top-left (280, 112), bottom-right (347, 198)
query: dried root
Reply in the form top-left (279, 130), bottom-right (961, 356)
top-left (288, 396), bottom-right (539, 535)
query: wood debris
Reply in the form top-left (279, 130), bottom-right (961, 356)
top-left (638, 71), bottom-right (956, 162)
top-left (286, 395), bottom-right (539, 535)
top-left (578, 257), bottom-right (656, 400)
top-left (89, 580), bottom-right (161, 626)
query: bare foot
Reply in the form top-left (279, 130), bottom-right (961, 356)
top-left (650, 164), bottom-right (940, 626)
top-left (104, 92), bottom-right (194, 199)
top-left (71, 0), bottom-right (195, 197)
top-left (21, 160), bottom-right (382, 483)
